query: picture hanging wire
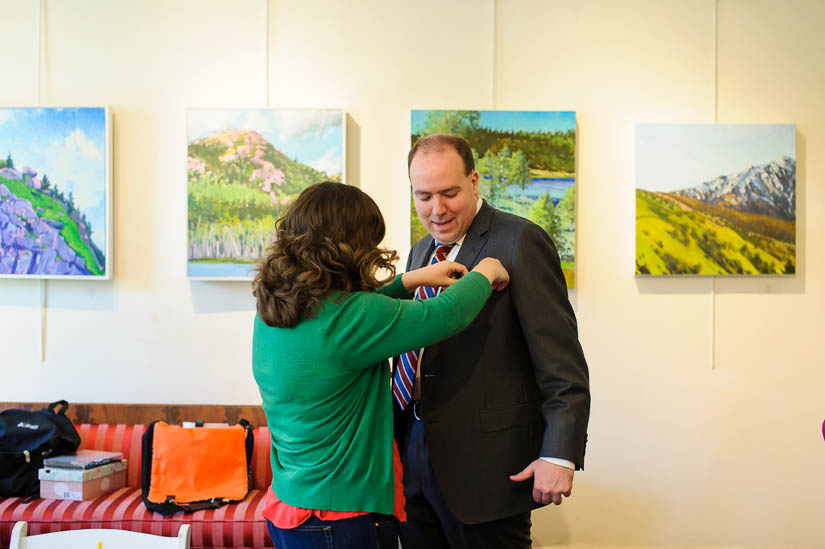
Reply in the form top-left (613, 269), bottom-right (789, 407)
top-left (265, 0), bottom-right (270, 108)
top-left (710, 277), bottom-right (715, 370)
top-left (41, 278), bottom-right (47, 362)
top-left (710, 0), bottom-right (719, 371)
top-left (713, 0), bottom-right (719, 124)
top-left (490, 0), bottom-right (496, 110)
top-left (37, 0), bottom-right (48, 363)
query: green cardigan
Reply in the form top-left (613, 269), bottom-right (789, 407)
top-left (252, 272), bottom-right (491, 515)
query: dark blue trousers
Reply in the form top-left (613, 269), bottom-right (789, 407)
top-left (399, 407), bottom-right (532, 549)
top-left (267, 513), bottom-right (397, 549)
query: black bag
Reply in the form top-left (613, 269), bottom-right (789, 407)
top-left (140, 419), bottom-right (254, 515)
top-left (0, 400), bottom-right (82, 497)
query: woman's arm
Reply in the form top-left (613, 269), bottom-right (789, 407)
top-left (400, 261), bottom-right (467, 292)
top-left (332, 259), bottom-right (509, 369)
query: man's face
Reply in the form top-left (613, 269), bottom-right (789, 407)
top-left (409, 148), bottom-right (479, 245)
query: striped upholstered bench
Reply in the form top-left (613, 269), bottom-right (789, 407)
top-left (0, 406), bottom-right (275, 549)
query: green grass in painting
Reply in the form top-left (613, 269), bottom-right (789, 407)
top-left (635, 189), bottom-right (794, 275)
top-left (189, 174), bottom-right (275, 207)
top-left (668, 194), bottom-right (794, 245)
top-left (1, 176), bottom-right (102, 275)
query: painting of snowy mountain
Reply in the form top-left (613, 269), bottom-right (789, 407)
top-left (187, 109), bottom-right (345, 279)
top-left (0, 107), bottom-right (111, 279)
top-left (636, 124), bottom-right (795, 276)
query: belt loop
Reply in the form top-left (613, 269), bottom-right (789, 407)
top-left (412, 401), bottom-right (422, 421)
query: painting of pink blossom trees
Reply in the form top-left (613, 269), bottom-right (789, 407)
top-left (187, 109), bottom-right (345, 278)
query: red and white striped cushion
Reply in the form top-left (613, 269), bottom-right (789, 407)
top-left (0, 424), bottom-right (275, 548)
top-left (75, 424), bottom-right (146, 488)
top-left (0, 488), bottom-right (273, 548)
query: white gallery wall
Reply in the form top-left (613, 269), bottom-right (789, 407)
top-left (1, 0), bottom-right (823, 546)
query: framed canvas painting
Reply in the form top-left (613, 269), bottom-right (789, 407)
top-left (636, 124), bottom-right (796, 276)
top-left (411, 110), bottom-right (577, 288)
top-left (187, 108), bottom-right (346, 280)
top-left (0, 106), bottom-right (111, 279)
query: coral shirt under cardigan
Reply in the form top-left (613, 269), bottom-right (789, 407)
top-left (261, 438), bottom-right (406, 527)
top-left (252, 272), bottom-right (492, 523)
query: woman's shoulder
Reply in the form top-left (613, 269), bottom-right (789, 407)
top-left (325, 287), bottom-right (392, 309)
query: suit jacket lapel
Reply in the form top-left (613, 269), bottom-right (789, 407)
top-left (418, 202), bottom-right (492, 362)
top-left (411, 238), bottom-right (436, 270)
top-left (455, 200), bottom-right (492, 268)
top-left (395, 239), bottom-right (434, 377)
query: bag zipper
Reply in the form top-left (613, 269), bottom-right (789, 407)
top-left (0, 448), bottom-right (52, 463)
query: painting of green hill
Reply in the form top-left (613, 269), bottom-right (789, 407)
top-left (187, 109), bottom-right (345, 279)
top-left (1, 107), bottom-right (110, 278)
top-left (636, 190), bottom-right (794, 275)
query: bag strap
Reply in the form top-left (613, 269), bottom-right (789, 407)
top-left (168, 498), bottom-right (228, 513)
top-left (238, 419), bottom-right (254, 490)
top-left (47, 400), bottom-right (69, 415)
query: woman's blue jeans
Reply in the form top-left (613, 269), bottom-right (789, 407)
top-left (266, 514), bottom-right (398, 549)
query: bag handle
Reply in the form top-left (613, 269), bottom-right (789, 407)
top-left (190, 419), bottom-right (254, 430)
top-left (47, 400), bottom-right (69, 415)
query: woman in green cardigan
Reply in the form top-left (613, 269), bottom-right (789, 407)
top-left (252, 181), bottom-right (508, 549)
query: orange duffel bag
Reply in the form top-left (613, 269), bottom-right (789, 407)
top-left (140, 419), bottom-right (253, 515)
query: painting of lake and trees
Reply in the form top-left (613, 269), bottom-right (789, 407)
top-left (411, 110), bottom-right (577, 288)
top-left (0, 107), bottom-right (110, 279)
top-left (636, 124), bottom-right (796, 276)
top-left (187, 109), bottom-right (345, 279)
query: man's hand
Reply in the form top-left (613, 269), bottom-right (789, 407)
top-left (509, 459), bottom-right (573, 505)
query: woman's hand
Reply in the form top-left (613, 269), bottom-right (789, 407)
top-left (471, 257), bottom-right (510, 291)
top-left (401, 261), bottom-right (468, 292)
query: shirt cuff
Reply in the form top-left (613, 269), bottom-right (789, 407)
top-left (540, 457), bottom-right (575, 470)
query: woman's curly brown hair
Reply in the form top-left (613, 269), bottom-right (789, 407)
top-left (253, 181), bottom-right (399, 328)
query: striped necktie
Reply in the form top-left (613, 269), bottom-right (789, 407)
top-left (392, 243), bottom-right (455, 410)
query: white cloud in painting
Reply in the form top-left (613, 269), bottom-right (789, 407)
top-left (188, 109), bottom-right (278, 143)
top-left (274, 110), bottom-right (341, 142)
top-left (240, 110), bottom-right (276, 137)
top-left (65, 129), bottom-right (102, 159)
top-left (44, 132), bottom-right (105, 212)
top-left (311, 146), bottom-right (342, 176)
top-left (187, 109), bottom-right (244, 142)
top-left (186, 109), bottom-right (342, 150)
top-left (0, 110), bottom-right (13, 125)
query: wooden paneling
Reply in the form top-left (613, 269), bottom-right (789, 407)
top-left (0, 402), bottom-right (267, 426)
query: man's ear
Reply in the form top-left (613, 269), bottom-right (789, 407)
top-left (471, 171), bottom-right (479, 198)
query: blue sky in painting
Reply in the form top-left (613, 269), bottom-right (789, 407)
top-left (0, 107), bottom-right (108, 250)
top-left (411, 110), bottom-right (576, 134)
top-left (636, 124), bottom-right (796, 192)
top-left (187, 109), bottom-right (344, 177)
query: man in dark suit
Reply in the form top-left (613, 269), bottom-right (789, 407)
top-left (394, 134), bottom-right (590, 548)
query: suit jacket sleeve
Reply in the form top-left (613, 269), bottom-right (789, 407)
top-left (509, 222), bottom-right (590, 469)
